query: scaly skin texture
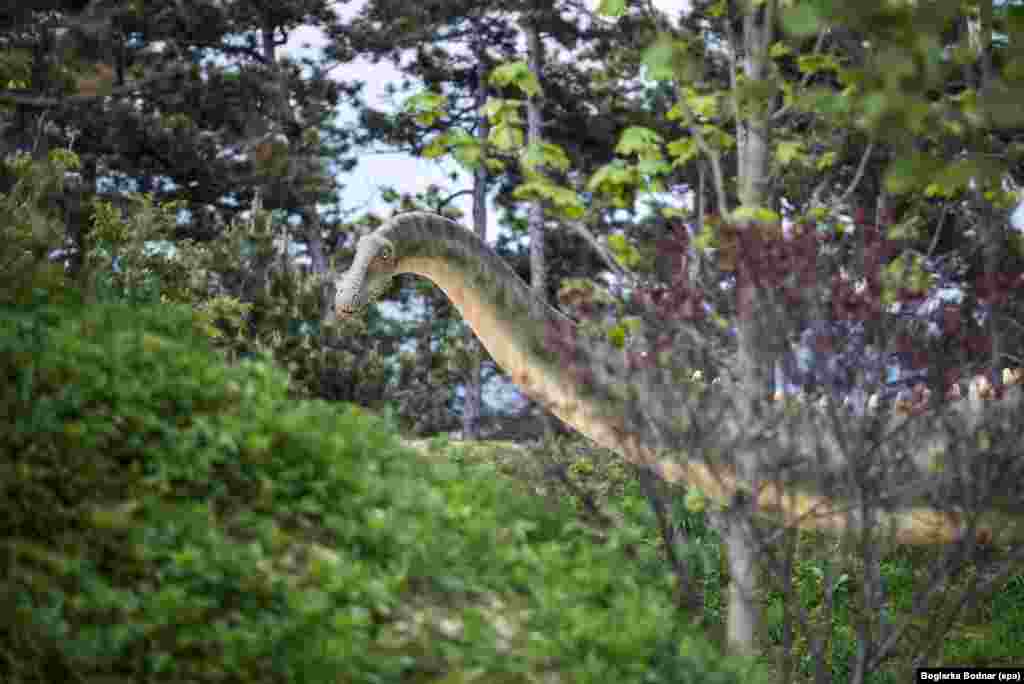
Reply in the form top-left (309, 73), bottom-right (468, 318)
top-left (336, 212), bottom-right (1024, 546)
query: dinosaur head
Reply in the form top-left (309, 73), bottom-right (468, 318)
top-left (335, 232), bottom-right (397, 316)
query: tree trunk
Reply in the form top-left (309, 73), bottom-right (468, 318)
top-left (463, 27), bottom-right (490, 441)
top-left (523, 16), bottom-right (560, 440)
top-left (721, 0), bottom-right (778, 658)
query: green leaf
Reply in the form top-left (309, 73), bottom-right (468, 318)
top-left (544, 141), bottom-right (572, 171)
top-left (586, 160), bottom-right (636, 192)
top-left (607, 324), bottom-right (627, 348)
top-left (684, 488), bottom-right (707, 513)
top-left (797, 53), bottom-right (838, 75)
top-left (562, 204), bottom-right (585, 219)
top-left (615, 126), bottom-right (663, 155)
top-left (781, 4), bottom-right (823, 38)
top-left (816, 151), bottom-right (837, 171)
top-left (884, 154), bottom-right (940, 195)
top-left (887, 216), bottom-right (924, 241)
top-left (596, 0), bottom-right (626, 17)
top-left (490, 61), bottom-right (541, 97)
top-left (684, 88), bottom-right (718, 118)
top-left (776, 140), bottom-right (804, 166)
top-left (731, 206), bottom-right (781, 224)
top-left (607, 233), bottom-right (642, 269)
top-left (635, 157), bottom-right (669, 177)
top-left (452, 140), bottom-right (482, 168)
top-left (923, 159), bottom-right (978, 199)
top-left (512, 177), bottom-right (584, 217)
top-left (666, 100), bottom-right (687, 122)
top-left (481, 97), bottom-right (523, 126)
top-left (404, 91), bottom-right (445, 125)
top-left (522, 141), bottom-right (571, 172)
top-left (422, 137), bottom-right (448, 159)
top-left (693, 223), bottom-right (716, 251)
top-left (642, 34), bottom-right (686, 82)
top-left (481, 97), bottom-right (507, 119)
top-left (667, 137), bottom-right (699, 167)
top-left (700, 124), bottom-right (735, 150)
top-left (522, 143), bottom-right (544, 173)
top-left (489, 123), bottom-right (523, 151)
top-left (769, 41), bottom-right (793, 59)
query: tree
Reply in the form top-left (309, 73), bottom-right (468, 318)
top-left (378, 0), bottom-right (1024, 669)
top-left (0, 0), bottom-right (399, 405)
top-left (344, 0), bottom-right (672, 437)
top-left (556, 0), bottom-right (1024, 670)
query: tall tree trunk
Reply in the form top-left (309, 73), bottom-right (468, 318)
top-left (722, 0), bottom-right (778, 658)
top-left (462, 26), bottom-right (490, 441)
top-left (523, 16), bottom-right (560, 439)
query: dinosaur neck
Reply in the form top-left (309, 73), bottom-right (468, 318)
top-left (365, 213), bottom-right (1014, 546)
top-left (378, 214), bottom-right (633, 458)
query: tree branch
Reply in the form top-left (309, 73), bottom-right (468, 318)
top-left (772, 27), bottom-right (829, 122)
top-left (0, 65), bottom-right (188, 109)
top-left (836, 140), bottom-right (874, 205)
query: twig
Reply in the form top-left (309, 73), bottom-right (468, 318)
top-left (772, 28), bottom-right (829, 122)
top-left (836, 141), bottom-right (874, 206)
top-left (926, 207), bottom-right (948, 259)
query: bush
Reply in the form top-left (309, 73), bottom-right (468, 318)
top-left (0, 294), bottom-right (764, 683)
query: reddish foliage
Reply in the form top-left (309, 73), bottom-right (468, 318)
top-left (941, 304), bottom-right (961, 335)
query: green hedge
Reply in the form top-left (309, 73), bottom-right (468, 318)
top-left (0, 294), bottom-right (763, 683)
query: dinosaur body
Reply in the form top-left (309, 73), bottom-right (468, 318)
top-left (336, 212), bottom-right (1023, 545)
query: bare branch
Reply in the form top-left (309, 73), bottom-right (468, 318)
top-left (673, 97), bottom-right (731, 216)
top-left (836, 141), bottom-right (874, 206)
top-left (566, 217), bottom-right (632, 282)
top-left (437, 188), bottom-right (474, 210)
top-left (926, 207), bottom-right (949, 259)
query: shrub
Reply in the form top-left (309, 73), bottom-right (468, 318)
top-left (0, 294), bottom-right (764, 683)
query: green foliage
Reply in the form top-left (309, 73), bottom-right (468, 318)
top-left (489, 61), bottom-right (541, 98)
top-left (667, 136), bottom-right (700, 167)
top-left (448, 129), bottom-right (484, 168)
top-left (511, 171), bottom-right (586, 219)
top-left (606, 233), bottom-right (643, 269)
top-left (642, 34), bottom-right (697, 82)
top-left (615, 126), bottom-right (664, 156)
top-left (85, 194), bottom-right (192, 305)
top-left (0, 46), bottom-right (31, 87)
top-left (403, 90), bottom-right (446, 126)
top-left (0, 296), bottom-right (765, 683)
top-left (489, 120), bottom-right (525, 151)
top-left (522, 140), bottom-right (572, 173)
top-left (781, 3), bottom-right (824, 38)
top-left (880, 253), bottom-right (933, 304)
top-left (84, 191), bottom-right (390, 404)
top-left (587, 160), bottom-right (641, 207)
top-left (0, 152), bottom-right (76, 306)
top-left (596, 0), bottom-right (627, 18)
top-left (775, 140), bottom-right (806, 167)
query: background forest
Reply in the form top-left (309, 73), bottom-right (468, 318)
top-left (3, 0), bottom-right (1024, 682)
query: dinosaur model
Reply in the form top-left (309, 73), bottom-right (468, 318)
top-left (335, 212), bottom-right (1024, 546)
